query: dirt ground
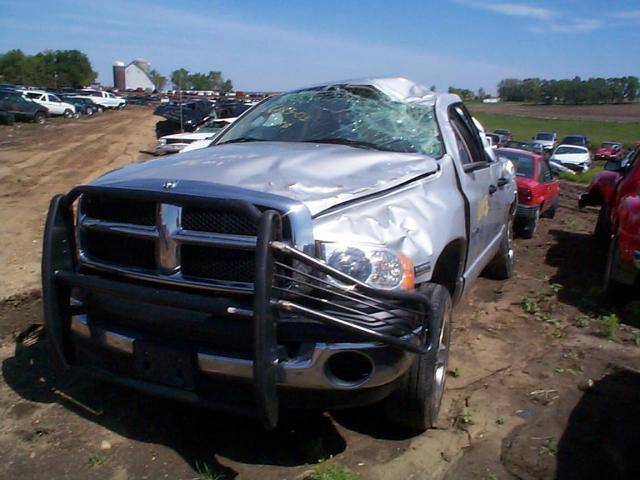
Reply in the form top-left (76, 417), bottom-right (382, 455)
top-left (1, 110), bottom-right (640, 480)
top-left (470, 102), bottom-right (640, 123)
top-left (0, 107), bottom-right (156, 300)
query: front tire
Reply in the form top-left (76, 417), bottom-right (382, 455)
top-left (34, 112), bottom-right (46, 125)
top-left (384, 283), bottom-right (452, 432)
top-left (63, 109), bottom-right (73, 119)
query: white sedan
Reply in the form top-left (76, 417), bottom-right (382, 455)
top-left (155, 117), bottom-right (237, 154)
top-left (550, 144), bottom-right (592, 172)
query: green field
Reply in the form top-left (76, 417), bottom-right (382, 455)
top-left (473, 112), bottom-right (640, 150)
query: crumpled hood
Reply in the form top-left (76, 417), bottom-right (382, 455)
top-left (92, 141), bottom-right (439, 215)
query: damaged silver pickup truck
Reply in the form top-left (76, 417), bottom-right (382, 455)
top-left (42, 78), bottom-right (517, 431)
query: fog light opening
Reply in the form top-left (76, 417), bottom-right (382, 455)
top-left (325, 351), bottom-right (373, 387)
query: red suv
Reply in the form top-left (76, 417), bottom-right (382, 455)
top-left (497, 148), bottom-right (560, 238)
top-left (580, 146), bottom-right (640, 293)
top-left (595, 141), bottom-right (625, 161)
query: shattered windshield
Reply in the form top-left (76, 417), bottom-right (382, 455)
top-left (215, 85), bottom-right (443, 157)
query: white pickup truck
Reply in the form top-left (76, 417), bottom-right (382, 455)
top-left (71, 90), bottom-right (126, 110)
top-left (21, 90), bottom-right (77, 118)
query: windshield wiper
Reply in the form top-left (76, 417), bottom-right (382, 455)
top-left (217, 137), bottom-right (265, 145)
top-left (304, 137), bottom-right (385, 151)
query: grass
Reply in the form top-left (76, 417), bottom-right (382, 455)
top-left (473, 112), bottom-right (640, 150)
top-left (557, 165), bottom-right (604, 184)
top-left (304, 462), bottom-right (361, 480)
top-left (87, 454), bottom-right (108, 467)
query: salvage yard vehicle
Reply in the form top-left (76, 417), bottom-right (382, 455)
top-left (497, 148), bottom-right (559, 238)
top-left (550, 144), bottom-right (592, 172)
top-left (579, 146), bottom-right (640, 294)
top-left (494, 129), bottom-right (512, 142)
top-left (533, 131), bottom-right (558, 151)
top-left (42, 78), bottom-right (517, 431)
top-left (504, 140), bottom-right (545, 156)
top-left (21, 89), bottom-right (77, 118)
top-left (0, 90), bottom-right (48, 124)
top-left (71, 90), bottom-right (126, 110)
top-left (595, 141), bottom-right (625, 161)
top-left (560, 134), bottom-right (591, 149)
top-left (155, 117), bottom-right (237, 154)
top-left (60, 96), bottom-right (98, 116)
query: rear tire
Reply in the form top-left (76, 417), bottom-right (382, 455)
top-left (604, 235), bottom-right (634, 299)
top-left (518, 206), bottom-right (539, 239)
top-left (383, 283), bottom-right (452, 432)
top-left (594, 207), bottom-right (610, 243)
top-left (34, 112), bottom-right (46, 125)
top-left (485, 215), bottom-right (515, 279)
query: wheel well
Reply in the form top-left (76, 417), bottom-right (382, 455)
top-left (431, 239), bottom-right (466, 298)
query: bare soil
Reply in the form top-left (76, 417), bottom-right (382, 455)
top-left (0, 107), bottom-right (156, 300)
top-left (470, 102), bottom-right (640, 123)
top-left (1, 111), bottom-right (640, 479)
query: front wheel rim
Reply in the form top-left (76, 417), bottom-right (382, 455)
top-left (430, 302), bottom-right (451, 424)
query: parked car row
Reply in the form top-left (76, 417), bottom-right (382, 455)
top-left (0, 84), bottom-right (127, 126)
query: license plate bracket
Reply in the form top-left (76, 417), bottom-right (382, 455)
top-left (134, 341), bottom-right (196, 390)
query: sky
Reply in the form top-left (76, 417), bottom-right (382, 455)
top-left (1, 0), bottom-right (639, 93)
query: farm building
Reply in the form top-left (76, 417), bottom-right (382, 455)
top-left (113, 58), bottom-right (155, 91)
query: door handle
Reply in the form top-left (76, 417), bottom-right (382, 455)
top-left (489, 185), bottom-right (497, 195)
top-left (497, 177), bottom-right (509, 188)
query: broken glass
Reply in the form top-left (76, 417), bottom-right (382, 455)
top-left (217, 84), bottom-right (443, 158)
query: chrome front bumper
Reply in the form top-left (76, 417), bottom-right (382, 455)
top-left (70, 314), bottom-right (413, 390)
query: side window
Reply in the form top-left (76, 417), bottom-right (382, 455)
top-left (452, 127), bottom-right (473, 165)
top-left (449, 105), bottom-right (485, 167)
top-left (539, 159), bottom-right (553, 183)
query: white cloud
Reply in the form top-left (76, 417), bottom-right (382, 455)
top-left (608, 10), bottom-right (640, 20)
top-left (548, 18), bottom-right (603, 33)
top-left (453, 0), bottom-right (555, 20)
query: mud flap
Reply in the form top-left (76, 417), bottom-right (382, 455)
top-left (42, 194), bottom-right (75, 369)
top-left (253, 210), bottom-right (282, 429)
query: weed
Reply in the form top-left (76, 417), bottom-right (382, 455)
top-left (87, 454), bottom-right (108, 467)
top-left (462, 406), bottom-right (473, 424)
top-left (449, 367), bottom-right (461, 378)
top-left (539, 438), bottom-right (558, 457)
top-left (575, 314), bottom-right (591, 328)
top-left (486, 472), bottom-right (498, 480)
top-left (633, 331), bottom-right (640, 347)
top-left (304, 461), bottom-right (361, 480)
top-left (496, 417), bottom-right (505, 425)
top-left (520, 284), bottom-right (563, 320)
top-left (195, 461), bottom-right (227, 480)
top-left (596, 314), bottom-right (619, 338)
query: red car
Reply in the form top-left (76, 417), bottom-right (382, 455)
top-left (497, 148), bottom-right (560, 238)
top-left (580, 146), bottom-right (640, 293)
top-left (595, 141), bottom-right (624, 161)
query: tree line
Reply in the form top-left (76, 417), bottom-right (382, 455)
top-left (169, 68), bottom-right (233, 93)
top-left (0, 49), bottom-right (97, 88)
top-left (497, 76), bottom-right (639, 104)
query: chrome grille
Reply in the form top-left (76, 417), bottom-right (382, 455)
top-left (78, 194), bottom-right (279, 290)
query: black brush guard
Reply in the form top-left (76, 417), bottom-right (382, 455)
top-left (43, 188), bottom-right (434, 429)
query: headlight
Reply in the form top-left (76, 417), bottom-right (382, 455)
top-left (322, 243), bottom-right (414, 290)
top-left (158, 139), bottom-right (167, 145)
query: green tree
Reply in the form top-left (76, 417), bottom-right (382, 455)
top-left (171, 68), bottom-right (190, 90)
top-left (221, 79), bottom-right (233, 93)
top-left (0, 48), bottom-right (96, 87)
top-left (477, 87), bottom-right (487, 100)
top-left (149, 69), bottom-right (166, 91)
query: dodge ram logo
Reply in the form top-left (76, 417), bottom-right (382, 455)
top-left (162, 180), bottom-right (178, 190)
